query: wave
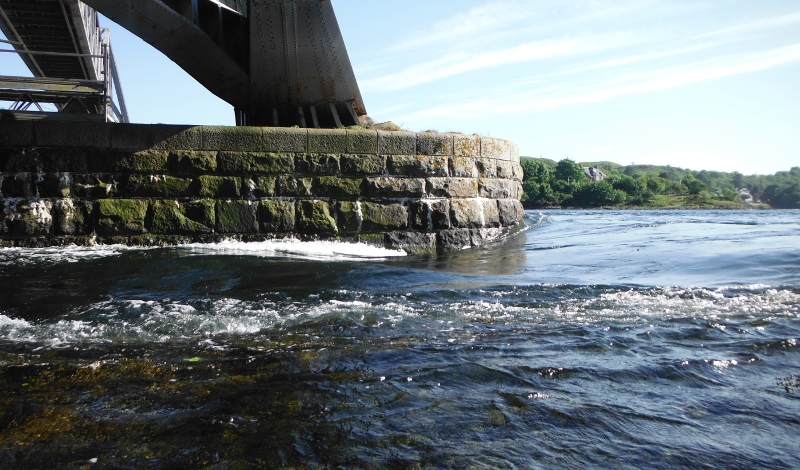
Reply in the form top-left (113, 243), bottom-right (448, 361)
top-left (1, 284), bottom-right (797, 348)
top-left (176, 238), bottom-right (407, 260)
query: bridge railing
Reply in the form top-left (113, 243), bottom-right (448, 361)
top-left (0, 0), bottom-right (128, 123)
top-left (0, 30), bottom-right (128, 123)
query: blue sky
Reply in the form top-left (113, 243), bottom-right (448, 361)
top-left (3, 0), bottom-right (799, 174)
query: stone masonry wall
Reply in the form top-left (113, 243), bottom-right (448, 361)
top-left (0, 122), bottom-right (524, 253)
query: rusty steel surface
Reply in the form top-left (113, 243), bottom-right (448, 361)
top-left (82, 0), bottom-right (366, 127)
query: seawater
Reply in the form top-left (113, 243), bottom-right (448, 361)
top-left (0, 210), bottom-right (798, 469)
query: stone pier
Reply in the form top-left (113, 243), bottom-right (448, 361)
top-left (0, 122), bottom-right (524, 253)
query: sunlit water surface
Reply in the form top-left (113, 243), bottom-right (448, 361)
top-left (0, 210), bottom-right (798, 468)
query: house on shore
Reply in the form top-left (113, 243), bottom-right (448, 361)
top-left (583, 167), bottom-right (607, 181)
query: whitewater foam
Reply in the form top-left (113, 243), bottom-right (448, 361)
top-left (177, 238), bottom-right (407, 260)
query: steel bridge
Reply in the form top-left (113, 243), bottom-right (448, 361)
top-left (0, 0), bottom-right (128, 122)
top-left (0, 0), bottom-right (366, 127)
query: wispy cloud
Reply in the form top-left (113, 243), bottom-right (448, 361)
top-left (701, 11), bottom-right (800, 38)
top-left (363, 32), bottom-right (636, 92)
top-left (388, 0), bottom-right (533, 52)
top-left (400, 43), bottom-right (800, 120)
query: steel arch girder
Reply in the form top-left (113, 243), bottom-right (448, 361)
top-left (81, 0), bottom-right (366, 126)
top-left (82, 0), bottom-right (250, 111)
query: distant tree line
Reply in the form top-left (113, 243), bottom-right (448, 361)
top-left (520, 157), bottom-right (800, 209)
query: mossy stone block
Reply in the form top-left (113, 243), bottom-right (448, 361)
top-left (263, 127), bottom-right (307, 152)
top-left (314, 176), bottom-right (363, 199)
top-left (277, 176), bottom-right (313, 197)
top-left (216, 201), bottom-right (258, 233)
top-left (34, 121), bottom-right (111, 148)
top-left (95, 199), bottom-right (149, 235)
top-left (427, 177), bottom-right (479, 198)
top-left (388, 155), bottom-right (449, 177)
top-left (125, 174), bottom-right (193, 198)
top-left (201, 126), bottom-right (264, 151)
top-left (417, 132), bottom-right (454, 156)
top-left (4, 199), bottom-right (53, 236)
top-left (341, 154), bottom-right (386, 176)
top-left (258, 200), bottom-right (295, 232)
top-left (347, 129), bottom-right (378, 154)
top-left (296, 200), bottom-right (337, 234)
top-left (308, 129), bottom-right (347, 153)
top-left (73, 174), bottom-right (118, 198)
top-left (37, 148), bottom-right (90, 173)
top-left (365, 177), bottom-right (426, 198)
top-left (361, 202), bottom-right (408, 232)
top-left (184, 200), bottom-right (215, 228)
top-left (217, 152), bottom-right (295, 174)
top-left (247, 176), bottom-right (277, 198)
top-left (116, 150), bottom-right (169, 172)
top-left (168, 150), bottom-right (217, 174)
top-left (53, 198), bottom-right (92, 235)
top-left (295, 154), bottom-right (339, 175)
top-left (196, 175), bottom-right (241, 198)
top-left (378, 131), bottom-right (416, 155)
top-left (151, 200), bottom-right (212, 234)
top-left (337, 201), bottom-right (361, 233)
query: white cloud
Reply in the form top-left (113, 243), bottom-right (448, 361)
top-left (397, 43), bottom-right (800, 120)
top-left (362, 32), bottom-right (636, 92)
top-left (701, 11), bottom-right (800, 38)
top-left (389, 0), bottom-right (534, 52)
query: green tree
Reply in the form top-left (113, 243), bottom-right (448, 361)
top-left (610, 175), bottom-right (645, 197)
top-left (521, 159), bottom-right (553, 184)
top-left (682, 175), bottom-right (707, 195)
top-left (554, 159), bottom-right (585, 184)
top-left (571, 181), bottom-right (627, 207)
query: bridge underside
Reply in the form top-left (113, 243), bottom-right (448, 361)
top-left (81, 0), bottom-right (366, 127)
top-left (0, 0), bottom-right (127, 122)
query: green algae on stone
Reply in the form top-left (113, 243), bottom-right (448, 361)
top-left (125, 174), bottom-right (193, 198)
top-left (115, 150), bottom-right (169, 172)
top-left (296, 200), bottom-right (337, 235)
top-left (95, 199), bottom-right (149, 235)
top-left (54, 198), bottom-right (92, 235)
top-left (151, 200), bottom-right (213, 234)
top-left (168, 150), bottom-right (217, 174)
top-left (360, 202), bottom-right (408, 232)
top-left (314, 176), bottom-right (363, 200)
top-left (340, 154), bottom-right (386, 176)
top-left (336, 201), bottom-right (361, 234)
top-left (216, 200), bottom-right (258, 233)
top-left (217, 152), bottom-right (294, 174)
top-left (295, 154), bottom-right (340, 175)
top-left (258, 200), bottom-right (295, 232)
top-left (196, 175), bottom-right (241, 198)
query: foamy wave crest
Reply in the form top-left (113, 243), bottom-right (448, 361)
top-left (178, 239), bottom-right (406, 260)
top-left (0, 244), bottom-right (139, 266)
